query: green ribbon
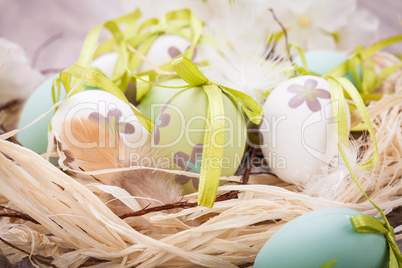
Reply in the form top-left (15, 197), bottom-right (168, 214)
top-left (322, 76), bottom-right (402, 267)
top-left (170, 57), bottom-right (263, 207)
top-left (351, 214), bottom-right (402, 267)
top-left (290, 36), bottom-right (402, 105)
top-left (326, 35), bottom-right (402, 95)
top-left (52, 8), bottom-right (210, 134)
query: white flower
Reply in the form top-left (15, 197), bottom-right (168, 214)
top-left (273, 0), bottom-right (357, 51)
top-left (336, 9), bottom-right (380, 51)
top-left (0, 38), bottom-right (43, 105)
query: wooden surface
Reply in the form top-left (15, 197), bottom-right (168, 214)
top-left (0, 0), bottom-right (401, 267)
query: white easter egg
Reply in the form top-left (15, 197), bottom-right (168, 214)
top-left (138, 34), bottom-right (199, 72)
top-left (91, 53), bottom-right (118, 79)
top-left (260, 75), bottom-right (350, 184)
top-left (52, 90), bottom-right (149, 149)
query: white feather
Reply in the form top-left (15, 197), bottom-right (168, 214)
top-left (302, 139), bottom-right (360, 200)
top-left (200, 1), bottom-right (293, 102)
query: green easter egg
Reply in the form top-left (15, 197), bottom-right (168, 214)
top-left (153, 79), bottom-right (247, 194)
top-left (18, 76), bottom-right (66, 154)
top-left (137, 79), bottom-right (187, 121)
top-left (254, 207), bottom-right (388, 268)
top-left (294, 50), bottom-right (362, 90)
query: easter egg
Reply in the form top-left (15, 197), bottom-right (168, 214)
top-left (18, 76), bottom-right (67, 154)
top-left (260, 75), bottom-right (350, 184)
top-left (137, 79), bottom-right (187, 120)
top-left (91, 53), bottom-right (118, 79)
top-left (52, 90), bottom-right (149, 149)
top-left (138, 34), bottom-right (199, 73)
top-left (254, 207), bottom-right (388, 268)
top-left (294, 50), bottom-right (361, 89)
top-left (153, 79), bottom-right (247, 194)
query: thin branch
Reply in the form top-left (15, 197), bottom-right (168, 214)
top-left (0, 205), bottom-right (40, 224)
top-left (32, 32), bottom-right (64, 68)
top-left (269, 8), bottom-right (292, 62)
top-left (242, 147), bottom-right (257, 185)
top-left (120, 191), bottom-right (239, 219)
top-left (0, 237), bottom-right (58, 268)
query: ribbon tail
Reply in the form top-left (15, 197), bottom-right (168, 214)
top-left (197, 84), bottom-right (225, 207)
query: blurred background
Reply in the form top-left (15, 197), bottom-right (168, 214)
top-left (0, 0), bottom-right (401, 267)
top-left (0, 0), bottom-right (400, 78)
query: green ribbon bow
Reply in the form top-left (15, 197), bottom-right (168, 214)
top-left (172, 57), bottom-right (263, 207)
top-left (351, 214), bottom-right (402, 268)
top-left (52, 8), bottom-right (210, 134)
top-left (289, 37), bottom-right (402, 266)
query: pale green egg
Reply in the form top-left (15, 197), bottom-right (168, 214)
top-left (17, 76), bottom-right (66, 154)
top-left (153, 79), bottom-right (247, 194)
top-left (294, 50), bottom-right (362, 90)
top-left (137, 79), bottom-right (187, 121)
top-left (254, 207), bottom-right (388, 268)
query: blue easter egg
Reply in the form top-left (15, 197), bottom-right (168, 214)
top-left (17, 76), bottom-right (66, 154)
top-left (294, 50), bottom-right (361, 90)
top-left (254, 207), bottom-right (388, 268)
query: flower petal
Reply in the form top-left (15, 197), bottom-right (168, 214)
top-left (288, 95), bottom-right (306, 109)
top-left (287, 83), bottom-right (305, 94)
top-left (304, 79), bottom-right (318, 90)
top-left (336, 9), bottom-right (380, 51)
top-left (175, 175), bottom-right (190, 186)
top-left (159, 113), bottom-right (171, 127)
top-left (315, 89), bottom-right (330, 99)
top-left (314, 0), bottom-right (356, 33)
top-left (306, 97), bottom-right (322, 112)
top-left (305, 28), bottom-right (336, 51)
top-left (174, 151), bottom-right (191, 170)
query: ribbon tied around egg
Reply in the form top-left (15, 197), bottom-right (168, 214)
top-left (351, 214), bottom-right (402, 268)
top-left (134, 56), bottom-right (263, 207)
top-left (173, 57), bottom-right (263, 207)
top-left (289, 36), bottom-right (402, 267)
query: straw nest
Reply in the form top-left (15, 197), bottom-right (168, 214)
top-left (0, 52), bottom-right (401, 267)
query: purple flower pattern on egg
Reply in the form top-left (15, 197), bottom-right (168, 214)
top-left (89, 109), bottom-right (135, 134)
top-left (174, 144), bottom-right (203, 190)
top-left (153, 100), bottom-right (171, 145)
top-left (168, 45), bottom-right (197, 61)
top-left (287, 79), bottom-right (330, 112)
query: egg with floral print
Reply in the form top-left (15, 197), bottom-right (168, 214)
top-left (138, 34), bottom-right (200, 73)
top-left (51, 90), bottom-right (149, 174)
top-left (260, 75), bottom-right (350, 185)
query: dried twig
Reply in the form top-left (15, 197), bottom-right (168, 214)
top-left (0, 237), bottom-right (58, 268)
top-left (120, 191), bottom-right (239, 219)
top-left (32, 32), bottom-right (64, 68)
top-left (269, 8), bottom-right (292, 62)
top-left (0, 205), bottom-right (40, 224)
top-left (242, 147), bottom-right (257, 185)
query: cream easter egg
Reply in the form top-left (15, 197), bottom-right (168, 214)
top-left (138, 34), bottom-right (199, 72)
top-left (91, 53), bottom-right (118, 79)
top-left (260, 75), bottom-right (350, 184)
top-left (153, 79), bottom-right (247, 194)
top-left (52, 90), bottom-right (149, 152)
